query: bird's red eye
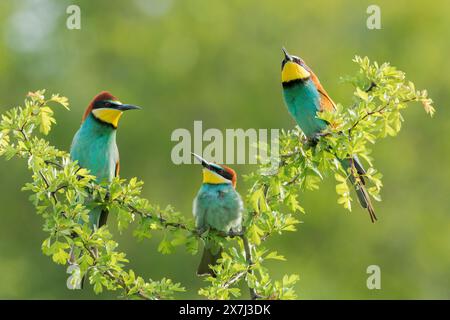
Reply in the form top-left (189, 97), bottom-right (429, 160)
top-left (105, 102), bottom-right (111, 107)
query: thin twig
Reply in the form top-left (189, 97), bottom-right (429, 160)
top-left (125, 203), bottom-right (194, 233)
top-left (348, 98), bottom-right (415, 134)
top-left (45, 160), bottom-right (63, 168)
top-left (222, 271), bottom-right (246, 289)
top-left (241, 232), bottom-right (259, 300)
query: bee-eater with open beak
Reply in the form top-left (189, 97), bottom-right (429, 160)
top-left (70, 91), bottom-right (141, 229)
top-left (280, 48), bottom-right (377, 222)
top-left (192, 153), bottom-right (243, 276)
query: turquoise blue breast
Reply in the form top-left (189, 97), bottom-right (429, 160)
top-left (70, 114), bottom-right (118, 183)
top-left (282, 80), bottom-right (328, 139)
top-left (193, 183), bottom-right (243, 233)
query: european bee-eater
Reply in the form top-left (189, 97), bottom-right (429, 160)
top-left (280, 48), bottom-right (377, 222)
top-left (192, 153), bottom-right (243, 276)
top-left (70, 91), bottom-right (141, 229)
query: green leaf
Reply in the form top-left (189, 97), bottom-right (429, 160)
top-left (286, 194), bottom-right (304, 213)
top-left (247, 224), bottom-right (264, 245)
top-left (249, 187), bottom-right (269, 213)
top-left (185, 235), bottom-right (199, 255)
top-left (158, 237), bottom-right (174, 254)
top-left (38, 106), bottom-right (55, 135)
top-left (265, 251), bottom-right (286, 261)
top-left (50, 94), bottom-right (70, 110)
top-left (355, 87), bottom-right (369, 101)
top-left (52, 248), bottom-right (70, 265)
top-left (110, 182), bottom-right (123, 200)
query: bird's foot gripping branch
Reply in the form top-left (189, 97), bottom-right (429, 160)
top-left (0, 56), bottom-right (434, 300)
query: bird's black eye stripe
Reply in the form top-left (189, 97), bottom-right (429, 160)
top-left (93, 101), bottom-right (102, 109)
top-left (93, 100), bottom-right (115, 109)
top-left (282, 57), bottom-right (303, 69)
top-left (217, 167), bottom-right (232, 180)
top-left (209, 165), bottom-right (232, 180)
top-left (221, 169), bottom-right (232, 180)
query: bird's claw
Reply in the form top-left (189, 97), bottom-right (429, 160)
top-left (195, 228), bottom-right (208, 236)
top-left (226, 230), bottom-right (244, 238)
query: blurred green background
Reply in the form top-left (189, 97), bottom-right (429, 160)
top-left (0, 0), bottom-right (448, 299)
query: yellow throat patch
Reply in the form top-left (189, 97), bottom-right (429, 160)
top-left (202, 168), bottom-right (231, 185)
top-left (92, 108), bottom-right (123, 128)
top-left (282, 61), bottom-right (311, 83)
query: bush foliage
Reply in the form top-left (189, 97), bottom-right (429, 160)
top-left (0, 57), bottom-right (434, 299)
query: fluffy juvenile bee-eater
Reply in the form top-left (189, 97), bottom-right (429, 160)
top-left (280, 48), bottom-right (377, 222)
top-left (192, 153), bottom-right (243, 276)
top-left (70, 91), bottom-right (141, 229)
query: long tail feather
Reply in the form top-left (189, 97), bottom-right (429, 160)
top-left (197, 247), bottom-right (222, 276)
top-left (353, 178), bottom-right (377, 223)
top-left (343, 157), bottom-right (377, 223)
top-left (98, 208), bottom-right (109, 228)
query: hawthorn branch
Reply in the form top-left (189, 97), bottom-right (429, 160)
top-left (82, 243), bottom-right (152, 300)
top-left (17, 126), bottom-right (60, 204)
top-left (123, 202), bottom-right (194, 233)
top-left (45, 160), bottom-right (63, 168)
top-left (348, 98), bottom-right (415, 134)
top-left (241, 232), bottom-right (259, 300)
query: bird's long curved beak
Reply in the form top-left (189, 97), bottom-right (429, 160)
top-left (191, 153), bottom-right (209, 167)
top-left (116, 104), bottom-right (141, 111)
top-left (282, 47), bottom-right (293, 61)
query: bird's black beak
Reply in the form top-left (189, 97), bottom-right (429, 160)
top-left (191, 153), bottom-right (210, 168)
top-left (116, 104), bottom-right (141, 111)
top-left (282, 47), bottom-right (293, 61)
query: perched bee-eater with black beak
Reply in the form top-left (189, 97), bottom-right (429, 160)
top-left (192, 153), bottom-right (243, 276)
top-left (70, 91), bottom-right (141, 229)
top-left (280, 48), bottom-right (377, 222)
